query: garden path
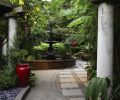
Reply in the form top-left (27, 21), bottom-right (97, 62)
top-left (25, 60), bottom-right (88, 100)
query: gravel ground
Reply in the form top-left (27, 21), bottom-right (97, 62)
top-left (0, 87), bottom-right (21, 100)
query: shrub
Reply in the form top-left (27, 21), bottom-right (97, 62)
top-left (33, 42), bottom-right (49, 51)
top-left (0, 70), bottom-right (17, 90)
top-left (53, 43), bottom-right (66, 55)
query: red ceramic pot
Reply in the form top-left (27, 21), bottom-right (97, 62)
top-left (71, 40), bottom-right (77, 47)
top-left (16, 64), bottom-right (30, 87)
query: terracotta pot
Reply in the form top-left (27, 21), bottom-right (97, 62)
top-left (16, 64), bottom-right (30, 87)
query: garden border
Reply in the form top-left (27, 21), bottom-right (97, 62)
top-left (15, 86), bottom-right (31, 100)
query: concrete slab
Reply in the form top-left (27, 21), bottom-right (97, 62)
top-left (59, 75), bottom-right (73, 78)
top-left (60, 78), bottom-right (76, 83)
top-left (61, 83), bottom-right (79, 89)
top-left (62, 89), bottom-right (84, 97)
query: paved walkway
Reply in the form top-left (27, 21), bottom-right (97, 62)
top-left (25, 60), bottom-right (88, 100)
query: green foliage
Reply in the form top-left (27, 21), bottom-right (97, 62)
top-left (10, 49), bottom-right (28, 60)
top-left (53, 43), bottom-right (66, 54)
top-left (0, 70), bottom-right (17, 90)
top-left (0, 18), bottom-right (7, 37)
top-left (9, 0), bottom-right (24, 5)
top-left (33, 42), bottom-right (67, 59)
top-left (10, 49), bottom-right (28, 65)
top-left (67, 16), bottom-right (92, 28)
top-left (111, 74), bottom-right (120, 100)
top-left (0, 18), bottom-right (8, 59)
top-left (9, 0), bottom-right (97, 67)
top-left (86, 60), bottom-right (96, 79)
top-left (29, 72), bottom-right (37, 86)
top-left (0, 53), bottom-right (7, 68)
top-left (64, 33), bottom-right (84, 46)
top-left (33, 43), bottom-right (49, 51)
top-left (86, 77), bottom-right (111, 100)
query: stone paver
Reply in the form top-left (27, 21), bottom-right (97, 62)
top-left (69, 98), bottom-right (85, 100)
top-left (77, 73), bottom-right (87, 77)
top-left (60, 78), bottom-right (76, 83)
top-left (61, 83), bottom-right (79, 89)
top-left (63, 70), bottom-right (70, 72)
top-left (59, 75), bottom-right (73, 78)
top-left (75, 71), bottom-right (87, 74)
top-left (73, 69), bottom-right (86, 72)
top-left (59, 71), bottom-right (71, 75)
top-left (77, 67), bottom-right (83, 69)
top-left (62, 89), bottom-right (84, 97)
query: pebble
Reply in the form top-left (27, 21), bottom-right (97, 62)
top-left (0, 88), bottom-right (21, 100)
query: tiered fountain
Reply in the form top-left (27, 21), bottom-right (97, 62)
top-left (43, 21), bottom-right (57, 60)
top-left (29, 21), bottom-right (76, 70)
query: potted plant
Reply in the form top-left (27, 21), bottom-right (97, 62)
top-left (10, 49), bottom-right (30, 87)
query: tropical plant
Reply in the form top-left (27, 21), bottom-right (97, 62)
top-left (85, 77), bottom-right (111, 100)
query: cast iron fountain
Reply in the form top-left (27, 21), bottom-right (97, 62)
top-left (43, 21), bottom-right (57, 60)
top-left (29, 21), bottom-right (76, 70)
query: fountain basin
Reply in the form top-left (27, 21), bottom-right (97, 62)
top-left (28, 59), bottom-right (76, 70)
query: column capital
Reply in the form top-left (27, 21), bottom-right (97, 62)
top-left (90, 0), bottom-right (120, 5)
top-left (4, 6), bottom-right (26, 18)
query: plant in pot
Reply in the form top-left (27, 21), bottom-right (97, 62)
top-left (10, 49), bottom-right (30, 87)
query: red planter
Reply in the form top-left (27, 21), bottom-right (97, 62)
top-left (71, 40), bottom-right (77, 47)
top-left (16, 64), bottom-right (30, 87)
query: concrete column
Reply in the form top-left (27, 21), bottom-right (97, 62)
top-left (97, 3), bottom-right (114, 77)
top-left (8, 17), bottom-right (17, 49)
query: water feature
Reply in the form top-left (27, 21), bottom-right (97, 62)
top-left (43, 21), bottom-right (57, 60)
top-left (29, 21), bottom-right (76, 70)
